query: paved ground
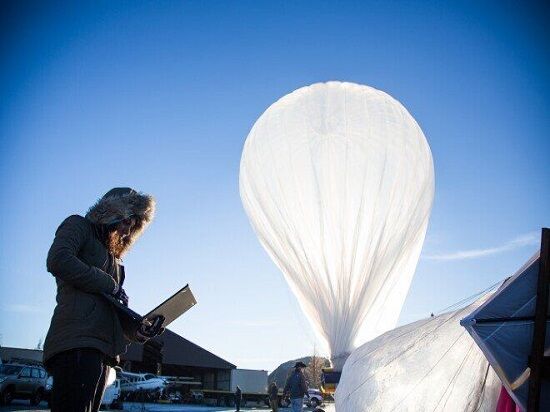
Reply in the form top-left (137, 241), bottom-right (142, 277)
top-left (0, 400), bottom-right (335, 412)
top-left (0, 400), bottom-right (48, 411)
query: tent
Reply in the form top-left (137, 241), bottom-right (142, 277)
top-left (461, 251), bottom-right (550, 411)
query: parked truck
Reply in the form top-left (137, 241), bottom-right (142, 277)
top-left (201, 368), bottom-right (268, 407)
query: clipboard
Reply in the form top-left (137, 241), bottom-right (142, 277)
top-left (103, 284), bottom-right (197, 329)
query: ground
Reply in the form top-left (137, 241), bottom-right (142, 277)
top-left (0, 400), bottom-right (335, 412)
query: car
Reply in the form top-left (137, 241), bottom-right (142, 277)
top-left (305, 388), bottom-right (324, 408)
top-left (44, 375), bottom-right (122, 409)
top-left (0, 363), bottom-right (48, 406)
top-left (102, 378), bottom-right (123, 409)
top-left (44, 375), bottom-right (53, 407)
top-left (190, 390), bottom-right (204, 403)
top-left (279, 388), bottom-right (324, 408)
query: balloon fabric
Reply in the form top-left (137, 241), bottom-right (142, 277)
top-left (240, 82), bottom-right (434, 369)
top-left (335, 296), bottom-right (501, 411)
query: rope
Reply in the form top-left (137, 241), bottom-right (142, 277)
top-left (433, 279), bottom-right (503, 316)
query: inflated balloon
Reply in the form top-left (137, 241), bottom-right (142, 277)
top-left (335, 297), bottom-right (500, 411)
top-left (240, 82), bottom-right (434, 369)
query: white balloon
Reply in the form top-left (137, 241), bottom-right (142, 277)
top-left (240, 81), bottom-right (434, 368)
top-left (335, 297), bottom-right (501, 411)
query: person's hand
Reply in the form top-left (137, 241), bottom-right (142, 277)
top-left (136, 315), bottom-right (165, 342)
top-left (112, 285), bottom-right (129, 307)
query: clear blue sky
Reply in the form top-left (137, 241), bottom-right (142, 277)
top-left (1, 1), bottom-right (548, 371)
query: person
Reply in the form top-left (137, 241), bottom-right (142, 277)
top-left (235, 385), bottom-right (242, 411)
top-left (43, 187), bottom-right (162, 412)
top-left (268, 381), bottom-right (279, 412)
top-left (284, 361), bottom-right (309, 412)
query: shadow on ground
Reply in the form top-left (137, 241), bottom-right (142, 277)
top-left (0, 400), bottom-right (334, 412)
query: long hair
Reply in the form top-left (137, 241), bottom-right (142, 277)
top-left (93, 222), bottom-right (136, 258)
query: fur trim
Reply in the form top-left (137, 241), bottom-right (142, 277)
top-left (85, 189), bottom-right (155, 254)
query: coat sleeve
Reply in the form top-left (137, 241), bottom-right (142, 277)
top-left (46, 215), bottom-right (117, 294)
top-left (120, 316), bottom-right (141, 343)
top-left (284, 375), bottom-right (291, 394)
top-left (301, 374), bottom-right (308, 394)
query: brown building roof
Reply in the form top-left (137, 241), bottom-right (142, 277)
top-left (0, 347), bottom-right (44, 363)
top-left (122, 329), bottom-right (236, 370)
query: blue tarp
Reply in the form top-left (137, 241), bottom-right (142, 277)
top-left (461, 253), bottom-right (550, 411)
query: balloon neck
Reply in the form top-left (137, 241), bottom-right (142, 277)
top-left (330, 352), bottom-right (350, 372)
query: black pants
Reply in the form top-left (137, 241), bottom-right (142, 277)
top-left (49, 348), bottom-right (109, 412)
top-left (235, 398), bottom-right (241, 411)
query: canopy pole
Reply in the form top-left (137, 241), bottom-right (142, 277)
top-left (472, 315), bottom-right (550, 324)
top-left (527, 228), bottom-right (549, 412)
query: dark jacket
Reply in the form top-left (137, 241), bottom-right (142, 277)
top-left (43, 188), bottom-right (155, 365)
top-left (284, 370), bottom-right (308, 399)
top-left (269, 384), bottom-right (279, 400)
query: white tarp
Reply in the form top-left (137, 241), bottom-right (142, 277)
top-left (240, 82), bottom-right (434, 368)
top-left (461, 253), bottom-right (549, 411)
top-left (336, 297), bottom-right (501, 411)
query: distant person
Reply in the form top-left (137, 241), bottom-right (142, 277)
top-left (43, 188), bottom-right (163, 412)
top-left (269, 381), bottom-right (279, 411)
top-left (235, 385), bottom-right (243, 411)
top-left (284, 361), bottom-right (309, 412)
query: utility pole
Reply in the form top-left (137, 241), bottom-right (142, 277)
top-left (311, 344), bottom-right (318, 388)
top-left (527, 228), bottom-right (549, 412)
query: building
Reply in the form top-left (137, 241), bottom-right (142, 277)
top-left (1, 329), bottom-right (236, 391)
top-left (121, 329), bottom-right (235, 390)
top-left (0, 347), bottom-right (43, 365)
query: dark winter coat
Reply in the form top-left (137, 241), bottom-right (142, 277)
top-left (43, 188), bottom-right (155, 365)
top-left (284, 370), bottom-right (308, 399)
top-left (269, 384), bottom-right (279, 400)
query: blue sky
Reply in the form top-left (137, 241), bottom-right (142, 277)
top-left (1, 1), bottom-right (548, 371)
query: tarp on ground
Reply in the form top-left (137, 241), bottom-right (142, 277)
top-left (461, 253), bottom-right (549, 411)
top-left (336, 296), bottom-right (501, 411)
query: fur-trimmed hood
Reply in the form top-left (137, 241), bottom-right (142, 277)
top-left (85, 187), bottom-right (155, 252)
